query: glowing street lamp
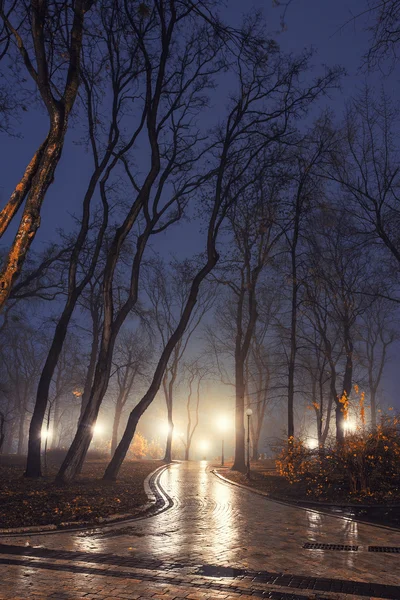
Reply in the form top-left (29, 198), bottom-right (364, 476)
top-left (217, 416), bottom-right (230, 467)
top-left (160, 422), bottom-right (173, 437)
top-left (93, 423), bottom-right (104, 436)
top-left (306, 438), bottom-right (319, 450)
top-left (41, 429), bottom-right (51, 441)
top-left (343, 419), bottom-right (356, 435)
top-left (246, 408), bottom-right (253, 479)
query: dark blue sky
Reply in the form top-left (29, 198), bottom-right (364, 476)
top-left (0, 0), bottom-right (386, 251)
top-left (1, 0), bottom-right (399, 408)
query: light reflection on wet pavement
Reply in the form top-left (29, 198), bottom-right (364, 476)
top-left (0, 461), bottom-right (400, 599)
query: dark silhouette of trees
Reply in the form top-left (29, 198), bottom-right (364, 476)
top-left (56, 0), bottom-right (231, 483)
top-left (110, 330), bottom-right (152, 456)
top-left (0, 0), bottom-right (95, 307)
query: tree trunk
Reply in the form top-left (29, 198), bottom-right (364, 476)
top-left (252, 437), bottom-right (259, 461)
top-left (104, 408), bottom-right (141, 480)
top-left (0, 119), bottom-right (66, 309)
top-left (103, 253), bottom-right (219, 481)
top-left (25, 304), bottom-right (76, 477)
top-left (79, 307), bottom-right (101, 423)
top-left (51, 394), bottom-right (61, 450)
top-left (25, 161), bottom-right (107, 478)
top-left (335, 404), bottom-right (345, 444)
top-left (17, 410), bottom-right (25, 455)
top-left (111, 404), bottom-right (123, 456)
top-left (56, 361), bottom-right (111, 483)
top-left (164, 400), bottom-right (173, 463)
top-left (232, 355), bottom-right (246, 472)
top-left (3, 420), bottom-right (15, 454)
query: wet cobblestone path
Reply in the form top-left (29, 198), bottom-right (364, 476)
top-left (0, 462), bottom-right (400, 600)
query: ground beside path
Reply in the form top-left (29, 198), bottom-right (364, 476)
top-left (0, 461), bottom-right (400, 600)
top-left (221, 463), bottom-right (400, 529)
top-left (0, 457), bottom-right (163, 529)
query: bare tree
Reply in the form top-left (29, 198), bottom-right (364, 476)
top-left (180, 359), bottom-right (210, 461)
top-left (284, 118), bottom-right (336, 445)
top-left (110, 330), bottom-right (152, 455)
top-left (0, 0), bottom-right (95, 307)
top-left (303, 207), bottom-right (372, 442)
top-left (245, 287), bottom-right (281, 460)
top-left (330, 88), bottom-right (400, 276)
top-left (297, 325), bottom-right (333, 447)
top-left (0, 321), bottom-right (45, 453)
top-left (364, 0), bottom-right (400, 70)
top-left (210, 173), bottom-right (286, 472)
top-left (145, 259), bottom-right (214, 463)
top-left (25, 0), bottom-right (154, 476)
top-left (359, 297), bottom-right (398, 427)
top-left (56, 0), bottom-right (231, 482)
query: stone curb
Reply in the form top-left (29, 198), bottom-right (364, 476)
top-left (212, 469), bottom-right (400, 532)
top-left (0, 463), bottom-right (170, 537)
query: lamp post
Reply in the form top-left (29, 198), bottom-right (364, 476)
top-left (246, 408), bottom-right (253, 479)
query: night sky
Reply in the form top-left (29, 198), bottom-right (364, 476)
top-left (1, 0), bottom-right (399, 421)
top-left (2, 0), bottom-right (393, 249)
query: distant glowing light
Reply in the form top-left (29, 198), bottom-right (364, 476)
top-left (216, 416), bottom-right (230, 433)
top-left (344, 419), bottom-right (356, 434)
top-left (160, 422), bottom-right (173, 436)
top-left (93, 423), bottom-right (104, 436)
top-left (72, 389), bottom-right (82, 397)
top-left (199, 440), bottom-right (210, 452)
top-left (41, 429), bottom-right (52, 440)
top-left (306, 438), bottom-right (319, 450)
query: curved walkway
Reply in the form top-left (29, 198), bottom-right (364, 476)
top-left (0, 461), bottom-right (399, 600)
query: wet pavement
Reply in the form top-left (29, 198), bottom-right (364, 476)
top-left (0, 461), bottom-right (399, 600)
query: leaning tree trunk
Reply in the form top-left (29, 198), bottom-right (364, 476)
top-left (103, 252), bottom-right (220, 481)
top-left (0, 0), bottom-right (89, 309)
top-left (56, 361), bottom-right (111, 483)
top-left (26, 303), bottom-right (77, 477)
top-left (25, 163), bottom-right (108, 478)
top-left (0, 119), bottom-right (66, 309)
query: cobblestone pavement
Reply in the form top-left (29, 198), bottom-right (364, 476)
top-left (0, 461), bottom-right (399, 600)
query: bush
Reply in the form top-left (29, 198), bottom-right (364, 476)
top-left (276, 419), bottom-right (400, 502)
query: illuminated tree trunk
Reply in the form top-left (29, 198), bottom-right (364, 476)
top-left (0, 0), bottom-right (90, 308)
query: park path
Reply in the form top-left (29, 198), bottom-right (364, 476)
top-left (0, 461), bottom-right (400, 600)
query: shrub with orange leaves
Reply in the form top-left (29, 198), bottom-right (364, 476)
top-left (276, 415), bottom-right (400, 502)
top-left (127, 431), bottom-right (148, 460)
